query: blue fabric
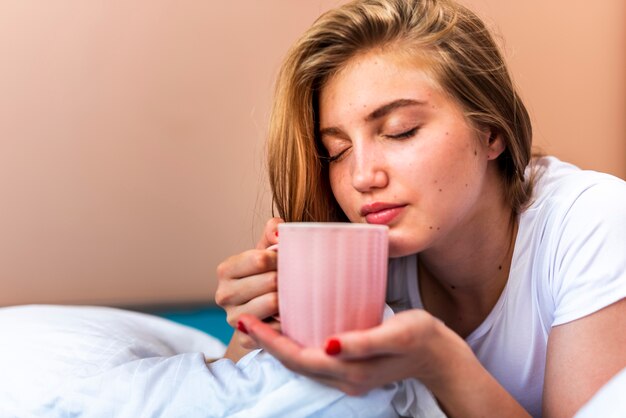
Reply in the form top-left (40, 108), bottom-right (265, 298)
top-left (154, 305), bottom-right (233, 345)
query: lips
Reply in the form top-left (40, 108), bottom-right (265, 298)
top-left (360, 202), bottom-right (407, 225)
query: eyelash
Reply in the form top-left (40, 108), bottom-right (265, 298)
top-left (385, 126), bottom-right (419, 139)
top-left (321, 126), bottom-right (419, 164)
top-left (321, 148), bottom-right (350, 164)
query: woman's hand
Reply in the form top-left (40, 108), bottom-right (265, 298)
top-left (215, 217), bottom-right (283, 359)
top-left (238, 310), bottom-right (530, 417)
top-left (237, 309), bottom-right (461, 395)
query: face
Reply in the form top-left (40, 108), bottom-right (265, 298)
top-left (318, 50), bottom-right (504, 258)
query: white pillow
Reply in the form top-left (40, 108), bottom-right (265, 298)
top-left (0, 304), bottom-right (226, 416)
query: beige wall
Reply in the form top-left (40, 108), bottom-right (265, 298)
top-left (0, 1), bottom-right (624, 307)
top-left (463, 0), bottom-right (626, 178)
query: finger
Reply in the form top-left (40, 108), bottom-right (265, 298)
top-left (239, 314), bottom-right (296, 352)
top-left (216, 248), bottom-right (277, 282)
top-left (215, 269), bottom-right (277, 308)
top-left (225, 291), bottom-right (279, 327)
top-left (238, 332), bottom-right (261, 350)
top-left (239, 319), bottom-right (282, 349)
top-left (266, 319), bottom-right (283, 333)
top-left (239, 315), bottom-right (340, 374)
top-left (324, 310), bottom-right (435, 359)
top-left (255, 217), bottom-right (284, 250)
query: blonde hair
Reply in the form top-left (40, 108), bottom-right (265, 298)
top-left (268, 0), bottom-right (533, 222)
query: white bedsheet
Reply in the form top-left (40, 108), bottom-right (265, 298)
top-left (0, 305), bottom-right (443, 418)
top-left (574, 367), bottom-right (626, 418)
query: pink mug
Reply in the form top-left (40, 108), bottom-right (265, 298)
top-left (275, 222), bottom-right (388, 347)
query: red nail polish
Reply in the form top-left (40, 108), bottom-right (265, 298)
top-left (237, 320), bottom-right (248, 335)
top-left (325, 338), bottom-right (341, 355)
top-left (274, 230), bottom-right (279, 237)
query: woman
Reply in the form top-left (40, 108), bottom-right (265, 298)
top-left (216, 0), bottom-right (626, 416)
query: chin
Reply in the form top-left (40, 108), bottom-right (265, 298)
top-left (388, 242), bottom-right (416, 259)
top-left (387, 229), bottom-right (425, 259)
top-left (388, 248), bottom-right (416, 259)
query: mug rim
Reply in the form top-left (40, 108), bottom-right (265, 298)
top-left (277, 222), bottom-right (388, 231)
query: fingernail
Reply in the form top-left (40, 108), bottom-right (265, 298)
top-left (325, 338), bottom-right (341, 355)
top-left (274, 230), bottom-right (279, 237)
top-left (237, 320), bottom-right (248, 335)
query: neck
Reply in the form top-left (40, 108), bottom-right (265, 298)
top-left (418, 177), bottom-right (518, 337)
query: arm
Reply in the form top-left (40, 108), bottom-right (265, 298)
top-left (543, 298), bottom-right (626, 418)
top-left (543, 180), bottom-right (626, 416)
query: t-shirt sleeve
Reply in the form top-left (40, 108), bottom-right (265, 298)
top-left (551, 178), bottom-right (626, 326)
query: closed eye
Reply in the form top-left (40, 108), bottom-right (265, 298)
top-left (321, 147), bottom-right (351, 163)
top-left (384, 126), bottom-right (419, 140)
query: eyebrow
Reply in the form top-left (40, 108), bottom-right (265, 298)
top-left (319, 98), bottom-right (426, 138)
top-left (366, 98), bottom-right (426, 121)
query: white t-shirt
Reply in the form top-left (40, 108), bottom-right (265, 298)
top-left (386, 157), bottom-right (626, 417)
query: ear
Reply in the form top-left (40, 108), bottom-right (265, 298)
top-left (485, 129), bottom-right (506, 161)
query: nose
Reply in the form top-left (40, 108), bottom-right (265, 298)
top-left (351, 144), bottom-right (388, 192)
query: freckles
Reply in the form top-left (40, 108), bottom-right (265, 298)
top-left (433, 179), bottom-right (443, 192)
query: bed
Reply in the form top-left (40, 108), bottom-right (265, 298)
top-left (0, 304), bottom-right (441, 418)
top-left (1, 304), bottom-right (623, 417)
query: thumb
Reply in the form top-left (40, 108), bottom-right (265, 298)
top-left (256, 217), bottom-right (284, 250)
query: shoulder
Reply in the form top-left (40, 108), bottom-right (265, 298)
top-left (526, 156), bottom-right (626, 256)
top-left (523, 156), bottom-right (626, 247)
top-left (528, 156), bottom-right (626, 213)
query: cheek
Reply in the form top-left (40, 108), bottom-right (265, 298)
top-left (328, 166), bottom-right (340, 195)
top-left (328, 168), bottom-right (356, 217)
top-left (430, 139), bottom-right (488, 214)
